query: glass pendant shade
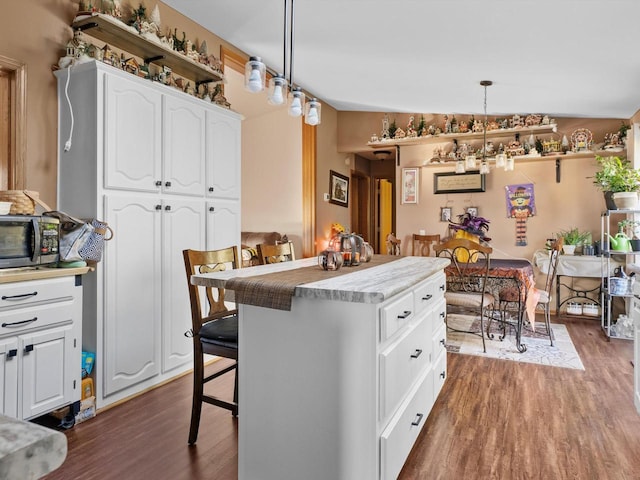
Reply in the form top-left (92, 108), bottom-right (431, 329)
top-left (505, 156), bottom-right (515, 171)
top-left (465, 155), bottom-right (477, 170)
top-left (495, 153), bottom-right (506, 168)
top-left (245, 56), bottom-right (266, 93)
top-left (479, 160), bottom-right (490, 174)
top-left (455, 159), bottom-right (466, 173)
top-left (304, 98), bottom-right (321, 125)
top-left (268, 74), bottom-right (287, 105)
top-left (288, 87), bottom-right (305, 117)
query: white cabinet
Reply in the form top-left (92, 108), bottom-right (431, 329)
top-left (56, 60), bottom-right (241, 409)
top-left (0, 275), bottom-right (83, 420)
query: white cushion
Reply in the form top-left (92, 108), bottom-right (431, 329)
top-left (445, 291), bottom-right (495, 308)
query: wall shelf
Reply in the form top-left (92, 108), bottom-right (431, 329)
top-left (421, 150), bottom-right (602, 168)
top-left (72, 13), bottom-right (224, 85)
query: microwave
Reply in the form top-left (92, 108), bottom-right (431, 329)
top-left (0, 215), bottom-right (60, 268)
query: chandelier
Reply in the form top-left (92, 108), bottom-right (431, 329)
top-left (243, 0), bottom-right (321, 126)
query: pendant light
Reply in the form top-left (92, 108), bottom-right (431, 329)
top-left (244, 56), bottom-right (266, 93)
top-left (479, 80), bottom-right (492, 174)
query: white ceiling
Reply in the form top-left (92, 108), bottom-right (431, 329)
top-left (164, 0), bottom-right (640, 119)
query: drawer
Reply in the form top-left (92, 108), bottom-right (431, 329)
top-left (431, 317), bottom-right (447, 357)
top-left (0, 277), bottom-right (75, 311)
top-left (380, 368), bottom-right (434, 480)
top-left (433, 344), bottom-right (447, 399)
top-left (0, 302), bottom-right (74, 336)
top-left (380, 291), bottom-right (414, 341)
top-left (413, 271), bottom-right (446, 316)
top-left (380, 315), bottom-right (431, 419)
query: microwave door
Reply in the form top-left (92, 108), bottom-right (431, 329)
top-left (31, 217), bottom-right (40, 263)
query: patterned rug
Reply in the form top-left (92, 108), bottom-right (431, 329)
top-left (445, 314), bottom-right (585, 370)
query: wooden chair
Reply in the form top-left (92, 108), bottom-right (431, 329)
top-left (434, 238), bottom-right (494, 352)
top-left (257, 241), bottom-right (295, 264)
top-left (386, 233), bottom-right (401, 255)
top-left (183, 247), bottom-right (240, 445)
top-left (497, 241), bottom-right (562, 346)
top-left (412, 234), bottom-right (441, 256)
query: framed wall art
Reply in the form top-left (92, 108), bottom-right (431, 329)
top-left (329, 170), bottom-right (349, 207)
top-left (440, 207), bottom-right (452, 222)
top-left (434, 170), bottom-right (486, 194)
top-left (402, 167), bottom-right (419, 204)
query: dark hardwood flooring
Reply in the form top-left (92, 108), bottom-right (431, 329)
top-left (43, 316), bottom-right (640, 480)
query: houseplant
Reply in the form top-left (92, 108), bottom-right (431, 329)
top-left (556, 227), bottom-right (588, 255)
top-left (618, 219), bottom-right (640, 251)
top-left (593, 155), bottom-right (640, 209)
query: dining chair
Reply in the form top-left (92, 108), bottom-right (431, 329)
top-left (183, 247), bottom-right (240, 445)
top-left (434, 237), bottom-right (494, 352)
top-left (386, 233), bottom-right (402, 255)
top-left (497, 241), bottom-right (562, 346)
top-left (412, 233), bottom-right (441, 256)
top-left (257, 241), bottom-right (295, 264)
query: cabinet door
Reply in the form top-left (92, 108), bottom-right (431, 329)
top-left (104, 73), bottom-right (162, 193)
top-left (0, 338), bottom-right (18, 418)
top-left (206, 200), bottom-right (240, 252)
top-left (163, 96), bottom-right (206, 196)
top-left (161, 199), bottom-right (206, 373)
top-left (20, 325), bottom-right (75, 420)
top-left (206, 109), bottom-right (241, 200)
top-left (104, 196), bottom-right (162, 396)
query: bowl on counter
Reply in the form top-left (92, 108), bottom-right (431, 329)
top-left (0, 201), bottom-right (12, 214)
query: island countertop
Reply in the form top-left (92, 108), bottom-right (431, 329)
top-left (191, 255), bottom-right (449, 305)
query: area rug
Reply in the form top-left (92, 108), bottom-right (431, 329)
top-left (445, 314), bottom-right (585, 370)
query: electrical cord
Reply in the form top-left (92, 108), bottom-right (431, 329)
top-left (63, 63), bottom-right (74, 152)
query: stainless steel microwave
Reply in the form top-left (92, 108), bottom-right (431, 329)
top-left (0, 215), bottom-right (60, 268)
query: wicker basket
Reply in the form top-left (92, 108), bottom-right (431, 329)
top-left (0, 190), bottom-right (51, 215)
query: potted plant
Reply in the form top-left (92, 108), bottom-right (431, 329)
top-left (556, 227), bottom-right (588, 255)
top-left (593, 156), bottom-right (640, 210)
top-left (619, 219), bottom-right (640, 251)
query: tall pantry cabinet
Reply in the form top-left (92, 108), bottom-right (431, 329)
top-left (56, 61), bottom-right (242, 409)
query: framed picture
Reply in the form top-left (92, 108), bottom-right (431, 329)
top-left (434, 170), bottom-right (486, 194)
top-left (466, 206), bottom-right (478, 217)
top-left (402, 167), bottom-right (419, 204)
top-left (440, 207), bottom-right (452, 222)
top-left (329, 170), bottom-right (349, 207)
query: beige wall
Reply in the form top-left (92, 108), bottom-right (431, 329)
top-left (338, 112), bottom-right (628, 260)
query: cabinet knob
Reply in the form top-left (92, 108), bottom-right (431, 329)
top-left (209, 207), bottom-right (215, 212)
top-left (155, 180), bottom-right (162, 187)
top-left (165, 181), bottom-right (172, 187)
top-left (164, 205), bottom-right (171, 211)
top-left (209, 187), bottom-right (214, 192)
top-left (155, 204), bottom-right (162, 210)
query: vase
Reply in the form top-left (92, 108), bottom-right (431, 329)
top-left (562, 244), bottom-right (576, 255)
top-left (454, 230), bottom-right (480, 262)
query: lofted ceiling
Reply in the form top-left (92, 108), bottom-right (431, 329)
top-left (163, 0), bottom-right (640, 119)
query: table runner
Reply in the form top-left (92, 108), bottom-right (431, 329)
top-left (226, 255), bottom-right (398, 311)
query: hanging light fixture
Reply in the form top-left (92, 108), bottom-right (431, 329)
top-left (244, 56), bottom-right (266, 93)
top-left (479, 80), bottom-right (492, 175)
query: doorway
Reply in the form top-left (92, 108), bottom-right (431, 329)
top-left (350, 170), bottom-right (370, 243)
top-left (376, 178), bottom-right (394, 254)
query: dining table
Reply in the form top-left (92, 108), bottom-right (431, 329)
top-left (445, 257), bottom-right (536, 352)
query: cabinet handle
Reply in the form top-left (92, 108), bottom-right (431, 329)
top-left (209, 207), bottom-right (215, 212)
top-left (410, 348), bottom-right (423, 359)
top-left (208, 187), bottom-right (214, 192)
top-left (440, 338), bottom-right (446, 346)
top-left (422, 294), bottom-right (432, 301)
top-left (439, 284), bottom-right (445, 291)
top-left (24, 344), bottom-right (34, 354)
top-left (155, 180), bottom-right (162, 187)
top-left (2, 291), bottom-right (38, 300)
top-left (411, 413), bottom-right (424, 427)
top-left (164, 205), bottom-right (171, 211)
top-left (7, 349), bottom-right (17, 358)
top-left (155, 204), bottom-right (162, 210)
top-left (165, 181), bottom-right (172, 187)
top-left (440, 311), bottom-right (446, 319)
top-left (440, 371), bottom-right (446, 379)
top-left (397, 310), bottom-right (411, 319)
top-left (2, 317), bottom-right (38, 328)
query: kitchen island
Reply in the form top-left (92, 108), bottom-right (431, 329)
top-left (193, 255), bottom-right (449, 480)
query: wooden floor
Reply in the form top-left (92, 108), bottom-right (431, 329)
top-left (42, 316), bottom-right (640, 480)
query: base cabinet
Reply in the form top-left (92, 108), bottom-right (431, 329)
top-left (56, 60), bottom-right (241, 409)
top-left (0, 276), bottom-right (83, 420)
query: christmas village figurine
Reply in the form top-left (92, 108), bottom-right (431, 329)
top-left (406, 116), bottom-right (417, 138)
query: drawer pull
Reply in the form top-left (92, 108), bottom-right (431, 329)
top-left (7, 349), bottom-right (17, 358)
top-left (440, 311), bottom-right (446, 319)
top-left (411, 413), bottom-right (424, 427)
top-left (2, 317), bottom-right (38, 328)
top-left (24, 344), bottom-right (34, 354)
top-left (440, 338), bottom-right (446, 346)
top-left (439, 284), bottom-right (446, 291)
top-left (410, 349), bottom-right (423, 359)
top-left (397, 310), bottom-right (412, 319)
top-left (440, 371), bottom-right (446, 379)
top-left (421, 294), bottom-right (433, 301)
top-left (2, 291), bottom-right (38, 301)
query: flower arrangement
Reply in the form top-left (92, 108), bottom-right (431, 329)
top-left (449, 212), bottom-right (491, 242)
